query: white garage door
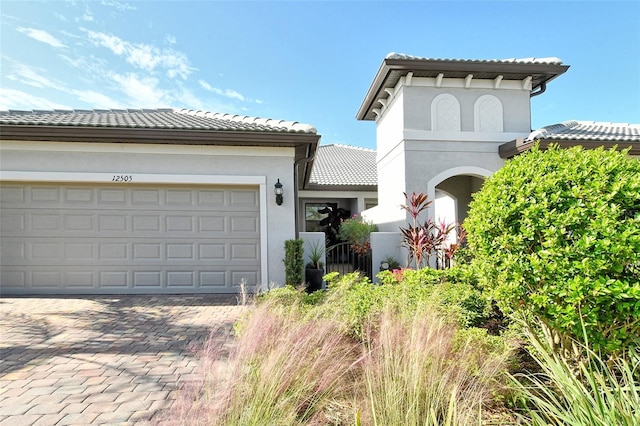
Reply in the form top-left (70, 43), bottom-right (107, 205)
top-left (0, 183), bottom-right (260, 294)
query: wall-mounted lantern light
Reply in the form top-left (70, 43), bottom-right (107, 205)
top-left (274, 179), bottom-right (283, 205)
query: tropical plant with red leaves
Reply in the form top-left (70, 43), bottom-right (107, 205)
top-left (400, 192), bottom-right (463, 269)
top-left (440, 223), bottom-right (467, 269)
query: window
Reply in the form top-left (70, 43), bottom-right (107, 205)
top-left (305, 203), bottom-right (328, 232)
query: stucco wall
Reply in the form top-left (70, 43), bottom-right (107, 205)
top-left (372, 75), bottom-right (533, 231)
top-left (0, 141), bottom-right (296, 288)
top-left (401, 80), bottom-right (532, 133)
top-left (375, 96), bottom-right (409, 231)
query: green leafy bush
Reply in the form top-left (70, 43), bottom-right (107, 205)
top-left (338, 214), bottom-right (377, 255)
top-left (465, 145), bottom-right (640, 355)
top-left (318, 269), bottom-right (491, 338)
top-left (283, 239), bottom-right (304, 287)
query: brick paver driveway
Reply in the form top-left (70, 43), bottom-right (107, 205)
top-left (0, 295), bottom-right (247, 425)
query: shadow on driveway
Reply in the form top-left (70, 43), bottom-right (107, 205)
top-left (0, 295), bottom-right (247, 424)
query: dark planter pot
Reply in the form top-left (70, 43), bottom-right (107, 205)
top-left (304, 268), bottom-right (324, 293)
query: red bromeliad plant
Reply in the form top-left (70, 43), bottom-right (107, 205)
top-left (400, 192), bottom-right (464, 269)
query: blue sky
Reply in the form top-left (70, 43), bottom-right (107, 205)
top-left (1, 1), bottom-right (638, 149)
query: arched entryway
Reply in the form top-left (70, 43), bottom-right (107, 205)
top-left (428, 166), bottom-right (492, 228)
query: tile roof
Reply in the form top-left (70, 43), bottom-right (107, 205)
top-left (358, 53), bottom-right (569, 121)
top-left (0, 108), bottom-right (317, 134)
top-left (309, 144), bottom-right (377, 187)
top-left (526, 121), bottom-right (640, 142)
top-left (385, 52), bottom-right (564, 65)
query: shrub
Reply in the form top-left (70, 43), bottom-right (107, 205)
top-left (465, 145), bottom-right (640, 355)
top-left (283, 239), bottom-right (304, 287)
top-left (338, 214), bottom-right (377, 255)
top-left (320, 269), bottom-right (492, 338)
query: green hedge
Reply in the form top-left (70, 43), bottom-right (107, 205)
top-left (465, 145), bottom-right (640, 355)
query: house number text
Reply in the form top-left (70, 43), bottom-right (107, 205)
top-left (112, 175), bottom-right (133, 182)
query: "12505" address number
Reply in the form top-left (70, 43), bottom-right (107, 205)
top-left (112, 175), bottom-right (133, 182)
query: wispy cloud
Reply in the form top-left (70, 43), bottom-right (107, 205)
top-left (17, 27), bottom-right (66, 48)
top-left (172, 84), bottom-right (206, 110)
top-left (165, 34), bottom-right (176, 45)
top-left (71, 89), bottom-right (121, 109)
top-left (7, 64), bottom-right (65, 90)
top-left (0, 88), bottom-right (70, 110)
top-left (84, 30), bottom-right (194, 79)
top-left (198, 79), bottom-right (246, 101)
top-left (109, 72), bottom-right (168, 107)
top-left (198, 80), bottom-right (213, 91)
top-left (101, 0), bottom-right (136, 11)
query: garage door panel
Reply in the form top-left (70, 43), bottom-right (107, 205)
top-left (0, 185), bottom-right (26, 203)
top-left (100, 271), bottom-right (128, 288)
top-left (197, 189), bottom-right (225, 206)
top-left (99, 188), bottom-right (127, 204)
top-left (65, 243), bottom-right (95, 260)
top-left (65, 188), bottom-right (94, 203)
top-left (32, 271), bottom-right (62, 288)
top-left (2, 209), bottom-right (259, 238)
top-left (0, 183), bottom-right (260, 294)
top-left (230, 189), bottom-right (259, 206)
top-left (31, 187), bottom-right (61, 203)
top-left (231, 270), bottom-right (259, 287)
top-left (0, 239), bottom-right (26, 260)
top-left (66, 271), bottom-right (96, 288)
top-left (1, 271), bottom-right (26, 290)
top-left (31, 214), bottom-right (59, 231)
top-left (100, 243), bottom-right (129, 260)
top-left (1, 212), bottom-right (26, 232)
top-left (3, 238), bottom-right (259, 264)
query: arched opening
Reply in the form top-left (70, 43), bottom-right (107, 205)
top-left (434, 188), bottom-right (457, 245)
top-left (427, 166), bottom-right (492, 232)
top-left (435, 174), bottom-right (485, 225)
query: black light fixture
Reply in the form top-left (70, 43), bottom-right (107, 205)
top-left (274, 179), bottom-right (283, 205)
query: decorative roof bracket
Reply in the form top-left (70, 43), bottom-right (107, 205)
top-left (465, 74), bottom-right (473, 88)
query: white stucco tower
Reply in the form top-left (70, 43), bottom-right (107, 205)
top-left (357, 53), bottom-right (569, 231)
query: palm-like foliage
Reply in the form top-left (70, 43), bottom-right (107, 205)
top-left (400, 192), bottom-right (463, 268)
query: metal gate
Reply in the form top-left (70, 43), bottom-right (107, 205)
top-left (325, 242), bottom-right (373, 280)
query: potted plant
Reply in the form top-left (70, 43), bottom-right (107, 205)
top-left (304, 239), bottom-right (325, 293)
top-left (380, 256), bottom-right (401, 271)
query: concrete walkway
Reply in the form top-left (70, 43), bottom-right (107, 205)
top-left (0, 295), bottom-right (247, 425)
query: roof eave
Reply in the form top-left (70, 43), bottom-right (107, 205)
top-left (499, 138), bottom-right (640, 159)
top-left (1, 124), bottom-right (321, 190)
top-left (305, 184), bottom-right (378, 192)
top-left (357, 57), bottom-right (570, 121)
top-left (0, 124), bottom-right (319, 153)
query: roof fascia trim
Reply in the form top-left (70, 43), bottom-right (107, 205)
top-left (357, 58), bottom-right (570, 121)
top-left (499, 139), bottom-right (639, 159)
top-left (0, 124), bottom-right (319, 145)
